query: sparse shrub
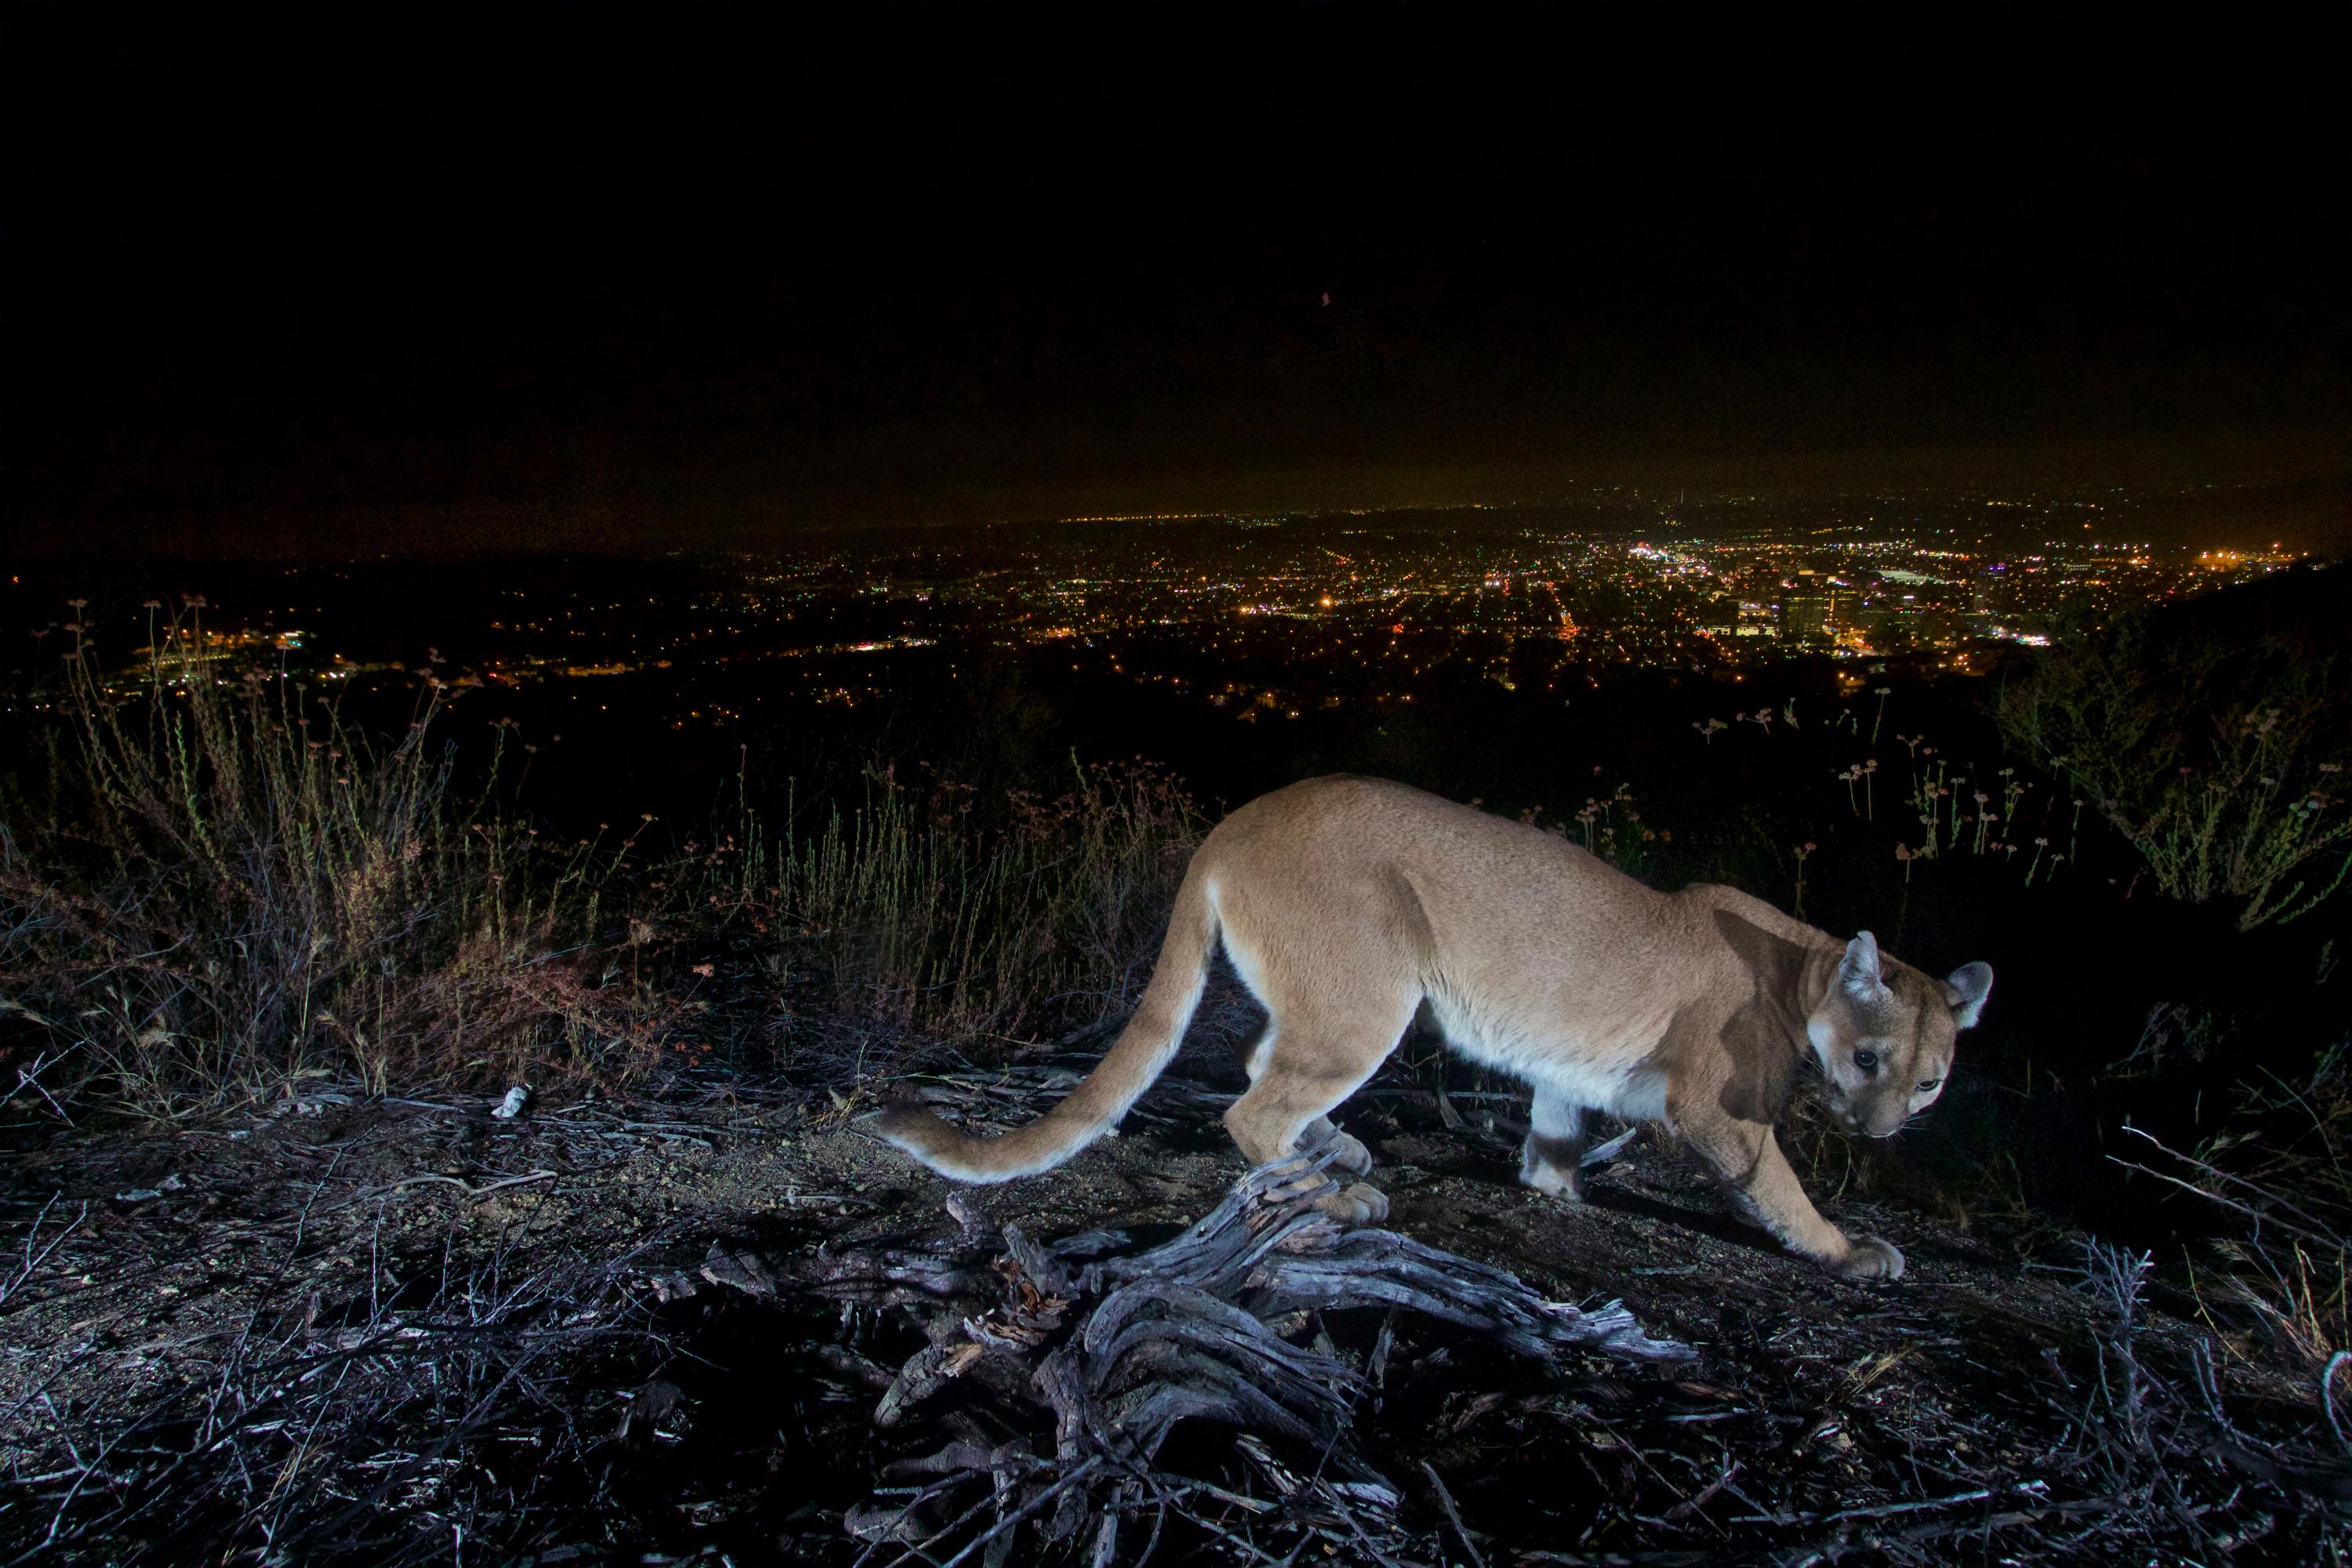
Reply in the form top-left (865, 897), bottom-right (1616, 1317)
top-left (1566, 779), bottom-right (1658, 879)
top-left (0, 608), bottom-right (1209, 1113)
top-left (0, 612), bottom-right (677, 1116)
top-left (1995, 581), bottom-right (2352, 929)
top-left (2162, 1041), bottom-right (2352, 1375)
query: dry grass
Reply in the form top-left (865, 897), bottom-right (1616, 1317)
top-left (0, 616), bottom-right (1205, 1121)
top-left (0, 612), bottom-right (690, 1117)
top-left (1995, 599), bottom-right (2352, 928)
top-left (742, 758), bottom-right (1204, 1044)
top-left (2139, 1045), bottom-right (2352, 1377)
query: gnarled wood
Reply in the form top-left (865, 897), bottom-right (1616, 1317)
top-left (753, 1133), bottom-right (1692, 1563)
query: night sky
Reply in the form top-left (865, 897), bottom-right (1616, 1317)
top-left (7, 8), bottom-right (2346, 555)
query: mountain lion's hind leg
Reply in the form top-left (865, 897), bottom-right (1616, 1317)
top-left (1225, 1001), bottom-right (1414, 1225)
top-left (1519, 1083), bottom-right (1589, 1201)
top-left (1243, 1024), bottom-right (1371, 1176)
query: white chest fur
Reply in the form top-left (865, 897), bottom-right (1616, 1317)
top-left (1426, 992), bottom-right (1671, 1123)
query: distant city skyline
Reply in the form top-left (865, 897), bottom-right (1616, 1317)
top-left (12, 498), bottom-right (2311, 745)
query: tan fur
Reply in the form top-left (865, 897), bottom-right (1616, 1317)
top-left (876, 776), bottom-right (1992, 1279)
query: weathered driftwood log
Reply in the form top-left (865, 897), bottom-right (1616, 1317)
top-left (699, 1133), bottom-right (1690, 1563)
top-left (1081, 1143), bottom-right (1680, 1365)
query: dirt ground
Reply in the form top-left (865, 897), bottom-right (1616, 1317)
top-left (2, 1061), bottom-right (2343, 1565)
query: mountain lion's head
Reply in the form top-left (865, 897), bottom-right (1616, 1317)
top-left (1808, 931), bottom-right (1991, 1138)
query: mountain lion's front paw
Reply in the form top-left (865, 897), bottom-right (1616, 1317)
top-left (1519, 1149), bottom-right (1584, 1202)
top-left (1315, 1181), bottom-right (1389, 1225)
top-left (1830, 1234), bottom-right (1905, 1281)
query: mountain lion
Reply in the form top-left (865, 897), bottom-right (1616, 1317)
top-left (877, 775), bottom-right (1991, 1279)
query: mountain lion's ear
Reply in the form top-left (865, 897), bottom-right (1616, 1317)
top-left (1838, 931), bottom-right (1888, 1000)
top-left (1944, 962), bottom-right (1993, 1029)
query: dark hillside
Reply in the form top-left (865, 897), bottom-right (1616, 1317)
top-left (2, 570), bottom-right (2349, 1563)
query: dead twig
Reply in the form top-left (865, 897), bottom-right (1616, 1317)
top-left (1419, 1461), bottom-right (1486, 1568)
top-left (0, 1193), bottom-right (87, 1310)
top-left (329, 1169), bottom-right (556, 1209)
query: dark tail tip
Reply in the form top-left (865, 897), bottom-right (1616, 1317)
top-left (871, 1094), bottom-right (960, 1156)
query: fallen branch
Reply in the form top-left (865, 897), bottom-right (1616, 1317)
top-left (704, 1131), bottom-right (1689, 1563)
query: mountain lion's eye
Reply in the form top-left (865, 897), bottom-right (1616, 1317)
top-left (1853, 1050), bottom-right (1879, 1072)
top-left (1917, 1077), bottom-right (1942, 1092)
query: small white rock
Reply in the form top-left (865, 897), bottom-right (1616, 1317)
top-left (491, 1085), bottom-right (532, 1120)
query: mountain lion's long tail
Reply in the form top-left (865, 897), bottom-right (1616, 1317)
top-left (872, 862), bottom-right (1221, 1182)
